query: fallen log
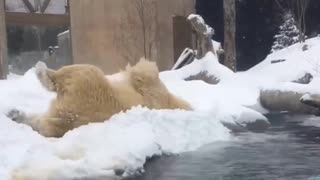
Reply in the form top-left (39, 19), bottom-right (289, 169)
top-left (260, 90), bottom-right (320, 116)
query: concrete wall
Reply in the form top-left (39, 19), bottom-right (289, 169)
top-left (69, 0), bottom-right (125, 74)
top-left (69, 0), bottom-right (195, 74)
top-left (173, 15), bottom-right (195, 63)
top-left (157, 0), bottom-right (195, 70)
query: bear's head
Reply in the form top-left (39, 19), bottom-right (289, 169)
top-left (126, 58), bottom-right (160, 91)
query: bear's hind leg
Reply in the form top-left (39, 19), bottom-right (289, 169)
top-left (6, 108), bottom-right (39, 126)
top-left (34, 116), bottom-right (71, 137)
top-left (35, 61), bottom-right (56, 92)
top-left (6, 109), bottom-right (69, 137)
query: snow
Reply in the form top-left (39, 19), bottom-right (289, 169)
top-left (160, 52), bottom-right (264, 114)
top-left (161, 37), bottom-right (320, 125)
top-left (1, 36), bottom-right (320, 179)
top-left (161, 52), bottom-right (234, 82)
top-left (7, 107), bottom-right (230, 179)
top-left (248, 36), bottom-right (320, 82)
top-left (244, 37), bottom-right (320, 101)
top-left (0, 69), bottom-right (55, 116)
top-left (212, 40), bottom-right (223, 54)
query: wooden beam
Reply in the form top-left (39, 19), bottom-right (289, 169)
top-left (0, 0), bottom-right (8, 79)
top-left (5, 12), bottom-right (70, 26)
top-left (40, 0), bottom-right (51, 13)
top-left (21, 0), bottom-right (37, 13)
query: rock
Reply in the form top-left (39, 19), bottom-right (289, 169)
top-left (220, 106), bottom-right (271, 133)
top-left (302, 44), bottom-right (309, 51)
top-left (292, 73), bottom-right (313, 84)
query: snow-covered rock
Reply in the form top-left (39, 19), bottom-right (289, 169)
top-left (160, 52), bottom-right (234, 82)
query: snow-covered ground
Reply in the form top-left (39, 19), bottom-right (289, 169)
top-left (247, 37), bottom-right (320, 82)
top-left (0, 37), bottom-right (320, 179)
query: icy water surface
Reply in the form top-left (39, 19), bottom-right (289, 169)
top-left (129, 114), bottom-right (320, 180)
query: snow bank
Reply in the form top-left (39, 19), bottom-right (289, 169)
top-left (8, 107), bottom-right (230, 179)
top-left (248, 37), bottom-right (320, 82)
top-left (160, 38), bottom-right (320, 130)
top-left (244, 37), bottom-right (320, 108)
top-left (0, 68), bottom-right (55, 116)
top-left (159, 53), bottom-right (270, 132)
top-left (160, 52), bottom-right (234, 82)
top-left (160, 52), bottom-right (265, 114)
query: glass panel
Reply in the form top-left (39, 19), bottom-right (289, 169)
top-left (5, 0), bottom-right (68, 14)
top-left (7, 25), bottom-right (69, 74)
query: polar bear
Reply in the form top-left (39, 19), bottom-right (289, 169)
top-left (7, 59), bottom-right (192, 137)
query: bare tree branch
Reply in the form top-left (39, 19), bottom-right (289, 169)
top-left (21, 0), bottom-right (36, 13)
top-left (114, 0), bottom-right (158, 64)
top-left (40, 0), bottom-right (51, 13)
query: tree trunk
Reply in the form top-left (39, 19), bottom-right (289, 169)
top-left (223, 0), bottom-right (237, 72)
top-left (0, 0), bottom-right (8, 79)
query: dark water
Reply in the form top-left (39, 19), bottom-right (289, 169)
top-left (129, 114), bottom-right (320, 180)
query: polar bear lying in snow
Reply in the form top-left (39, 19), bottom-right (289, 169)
top-left (7, 59), bottom-right (192, 137)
